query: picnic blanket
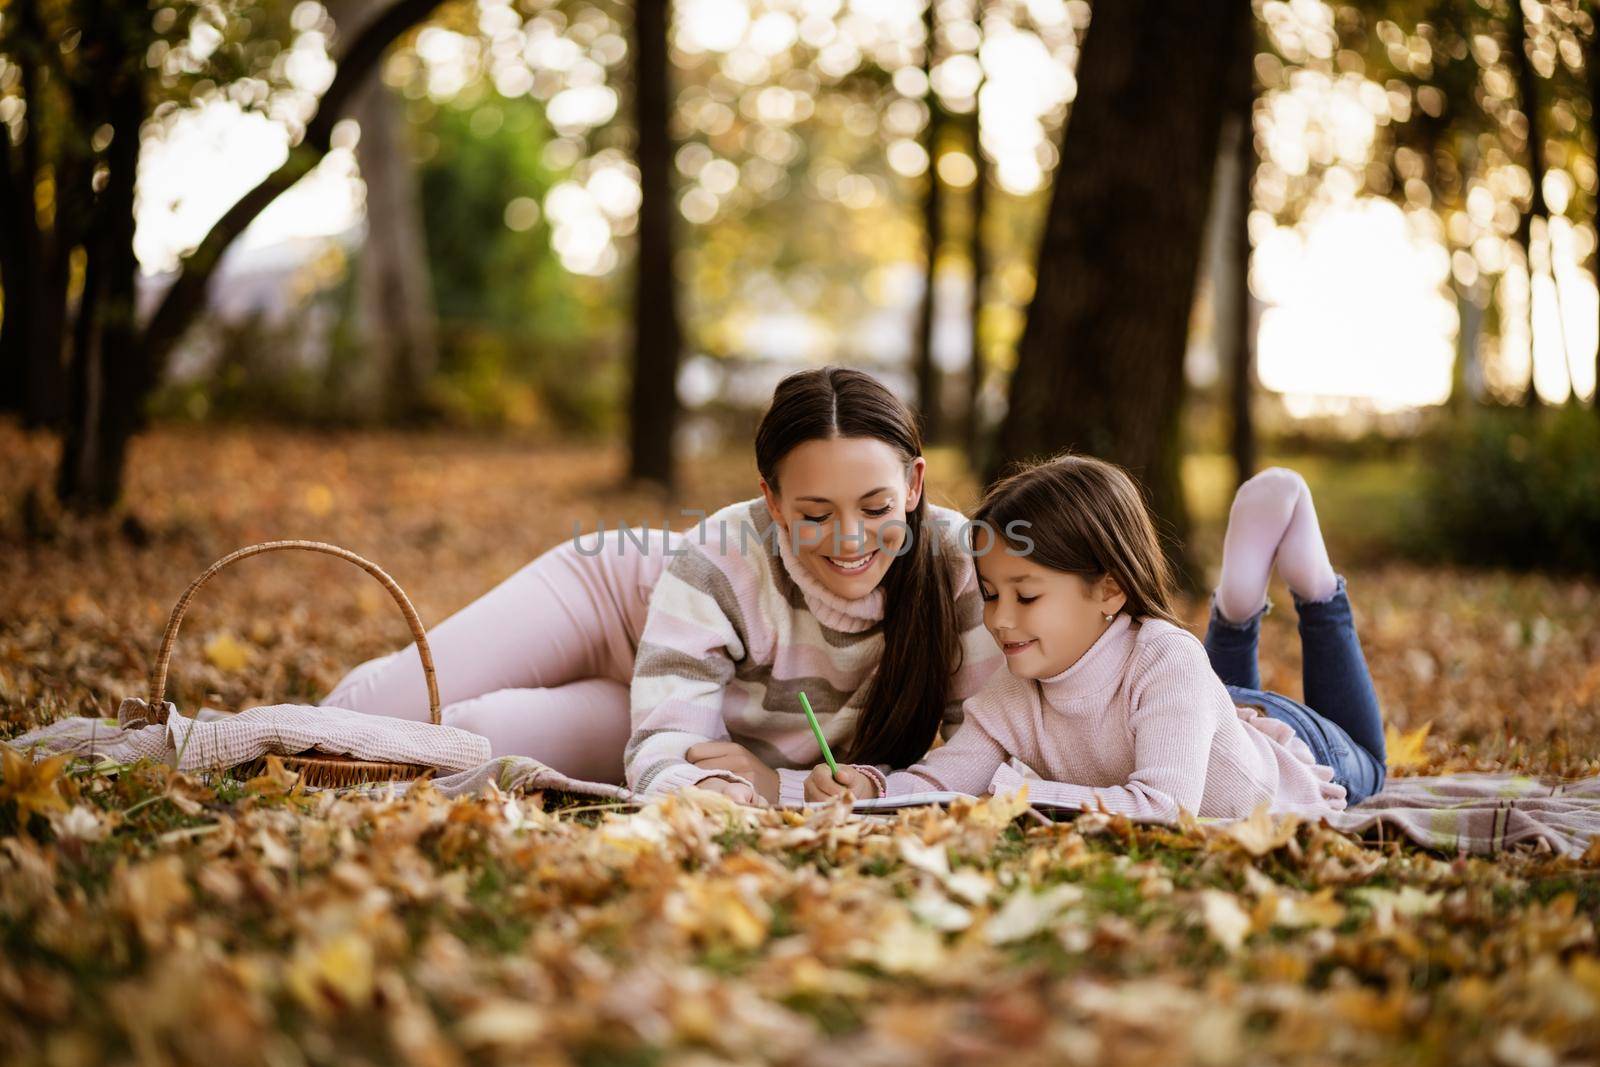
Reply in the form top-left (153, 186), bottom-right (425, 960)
top-left (8, 712), bottom-right (1599, 857)
top-left (1318, 773), bottom-right (1600, 857)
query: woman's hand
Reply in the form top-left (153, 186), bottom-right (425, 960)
top-left (692, 776), bottom-right (760, 805)
top-left (803, 764), bottom-right (880, 802)
top-left (686, 742), bottom-right (780, 804)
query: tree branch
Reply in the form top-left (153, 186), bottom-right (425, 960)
top-left (137, 0), bottom-right (446, 372)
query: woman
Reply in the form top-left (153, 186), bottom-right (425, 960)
top-left (320, 366), bottom-right (1002, 802)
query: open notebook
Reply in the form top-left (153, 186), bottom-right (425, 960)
top-left (822, 791), bottom-right (1086, 813)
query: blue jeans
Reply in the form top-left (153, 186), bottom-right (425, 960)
top-left (1202, 575), bottom-right (1387, 805)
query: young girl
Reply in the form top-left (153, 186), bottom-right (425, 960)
top-left (805, 456), bottom-right (1387, 819)
top-left (321, 366), bottom-right (1002, 803)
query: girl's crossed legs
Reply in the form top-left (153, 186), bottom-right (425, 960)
top-left (1201, 469), bottom-right (1388, 804)
top-left (320, 527), bottom-right (682, 784)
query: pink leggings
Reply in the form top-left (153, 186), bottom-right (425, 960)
top-left (320, 527), bottom-right (683, 784)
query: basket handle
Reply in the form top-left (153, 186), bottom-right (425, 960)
top-left (148, 540), bottom-right (441, 725)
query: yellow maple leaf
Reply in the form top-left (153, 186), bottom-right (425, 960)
top-left (457, 1001), bottom-right (547, 1047)
top-left (1385, 721), bottom-right (1433, 771)
top-left (286, 931), bottom-right (374, 1014)
top-left (1199, 889), bottom-right (1253, 953)
top-left (1220, 801), bottom-right (1300, 857)
top-left (985, 883), bottom-right (1084, 945)
top-left (1273, 888), bottom-right (1347, 929)
top-left (244, 754), bottom-right (301, 798)
top-left (786, 957), bottom-right (873, 997)
top-left (204, 631), bottom-right (252, 672)
top-left (0, 743), bottom-right (71, 821)
top-left (302, 483), bottom-right (334, 517)
top-left (968, 782), bottom-right (1030, 826)
top-left (1582, 834), bottom-right (1600, 866)
top-left (866, 912), bottom-right (948, 975)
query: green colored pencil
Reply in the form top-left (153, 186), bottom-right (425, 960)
top-left (798, 691), bottom-right (839, 776)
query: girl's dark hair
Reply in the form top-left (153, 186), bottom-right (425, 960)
top-left (754, 366), bottom-right (961, 767)
top-left (972, 454), bottom-right (1183, 626)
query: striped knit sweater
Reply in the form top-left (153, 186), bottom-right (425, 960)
top-left (625, 496), bottom-right (1004, 804)
top-left (881, 614), bottom-right (1350, 819)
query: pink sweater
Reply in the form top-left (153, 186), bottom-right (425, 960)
top-left (880, 614), bottom-right (1349, 819)
top-left (626, 497), bottom-right (1004, 804)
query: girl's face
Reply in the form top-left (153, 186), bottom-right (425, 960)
top-left (761, 436), bottom-right (925, 601)
top-left (973, 526), bottom-right (1127, 680)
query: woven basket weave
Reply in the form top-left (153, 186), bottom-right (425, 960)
top-left (146, 540), bottom-right (442, 786)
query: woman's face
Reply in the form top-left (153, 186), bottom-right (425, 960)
top-left (761, 436), bottom-right (925, 601)
top-left (972, 526), bottom-right (1127, 680)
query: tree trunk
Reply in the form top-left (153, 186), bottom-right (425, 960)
top-left (914, 0), bottom-right (945, 443)
top-left (0, 4), bottom-right (68, 427)
top-left (627, 0), bottom-right (682, 490)
top-left (0, 132), bottom-right (34, 417)
top-left (988, 0), bottom-right (1245, 589)
top-left (343, 0), bottom-right (438, 422)
top-left (1453, 287), bottom-right (1485, 408)
top-left (56, 77), bottom-right (143, 512)
top-left (966, 107), bottom-right (990, 466)
top-left (138, 0), bottom-right (446, 382)
top-left (1419, 113), bottom-right (1484, 410)
top-left (29, 152), bottom-right (84, 428)
top-left (1224, 30), bottom-right (1257, 490)
top-left (48, 0), bottom-right (446, 513)
top-left (1509, 1), bottom-right (1549, 407)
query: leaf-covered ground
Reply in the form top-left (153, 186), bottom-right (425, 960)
top-left (3, 423), bottom-right (1600, 1066)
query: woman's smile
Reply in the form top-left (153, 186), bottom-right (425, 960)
top-left (823, 550), bottom-right (878, 574)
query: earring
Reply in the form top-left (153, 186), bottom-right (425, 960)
top-left (1103, 611), bottom-right (1116, 622)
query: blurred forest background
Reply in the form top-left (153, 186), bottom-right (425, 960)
top-left (2, 0), bottom-right (1599, 579)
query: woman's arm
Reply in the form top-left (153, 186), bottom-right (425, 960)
top-left (625, 547), bottom-right (761, 797)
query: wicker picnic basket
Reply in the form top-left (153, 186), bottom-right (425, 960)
top-left (140, 539), bottom-right (443, 786)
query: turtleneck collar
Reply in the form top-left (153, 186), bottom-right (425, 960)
top-left (1036, 612), bottom-right (1136, 705)
top-left (770, 511), bottom-right (887, 634)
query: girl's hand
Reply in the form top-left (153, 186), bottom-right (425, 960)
top-left (803, 764), bottom-right (880, 802)
top-left (686, 742), bottom-right (780, 803)
top-left (693, 775), bottom-right (760, 805)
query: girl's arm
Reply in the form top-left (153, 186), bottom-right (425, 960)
top-left (874, 686), bottom-right (1016, 797)
top-left (989, 635), bottom-right (1221, 820)
top-left (625, 548), bottom-right (758, 797)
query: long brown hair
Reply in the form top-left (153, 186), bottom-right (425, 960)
top-left (754, 366), bottom-right (961, 767)
top-left (972, 453), bottom-right (1183, 626)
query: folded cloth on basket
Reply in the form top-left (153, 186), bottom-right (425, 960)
top-left (7, 700), bottom-right (491, 774)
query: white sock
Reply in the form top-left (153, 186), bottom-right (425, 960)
top-left (1275, 471), bottom-right (1338, 602)
top-left (1215, 468), bottom-right (1300, 623)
